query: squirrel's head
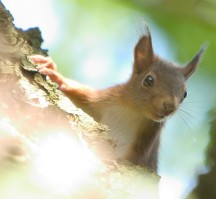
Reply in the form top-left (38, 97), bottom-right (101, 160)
top-left (128, 29), bottom-right (206, 122)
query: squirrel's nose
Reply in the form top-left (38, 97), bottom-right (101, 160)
top-left (163, 102), bottom-right (176, 115)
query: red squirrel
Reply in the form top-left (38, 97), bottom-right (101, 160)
top-left (30, 28), bottom-right (206, 172)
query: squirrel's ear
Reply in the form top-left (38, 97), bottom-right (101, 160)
top-left (133, 33), bottom-right (153, 74)
top-left (182, 45), bottom-right (207, 79)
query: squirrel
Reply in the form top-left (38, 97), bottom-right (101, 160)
top-left (30, 27), bottom-right (206, 172)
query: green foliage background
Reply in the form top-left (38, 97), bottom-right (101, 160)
top-left (48, 0), bottom-right (216, 197)
top-left (1, 0), bottom-right (216, 198)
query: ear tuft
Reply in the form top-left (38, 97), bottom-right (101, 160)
top-left (133, 27), bottom-right (153, 74)
top-left (182, 44), bottom-right (207, 79)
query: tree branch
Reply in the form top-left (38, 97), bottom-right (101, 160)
top-left (0, 2), bottom-right (159, 199)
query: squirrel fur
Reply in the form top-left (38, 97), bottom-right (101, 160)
top-left (30, 27), bottom-right (206, 172)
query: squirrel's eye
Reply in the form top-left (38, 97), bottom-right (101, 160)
top-left (181, 91), bottom-right (187, 103)
top-left (143, 75), bottom-right (154, 87)
top-left (184, 91), bottom-right (187, 99)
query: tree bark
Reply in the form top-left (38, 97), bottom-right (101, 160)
top-left (0, 2), bottom-right (159, 199)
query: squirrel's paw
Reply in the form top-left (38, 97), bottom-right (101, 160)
top-left (29, 55), bottom-right (57, 71)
